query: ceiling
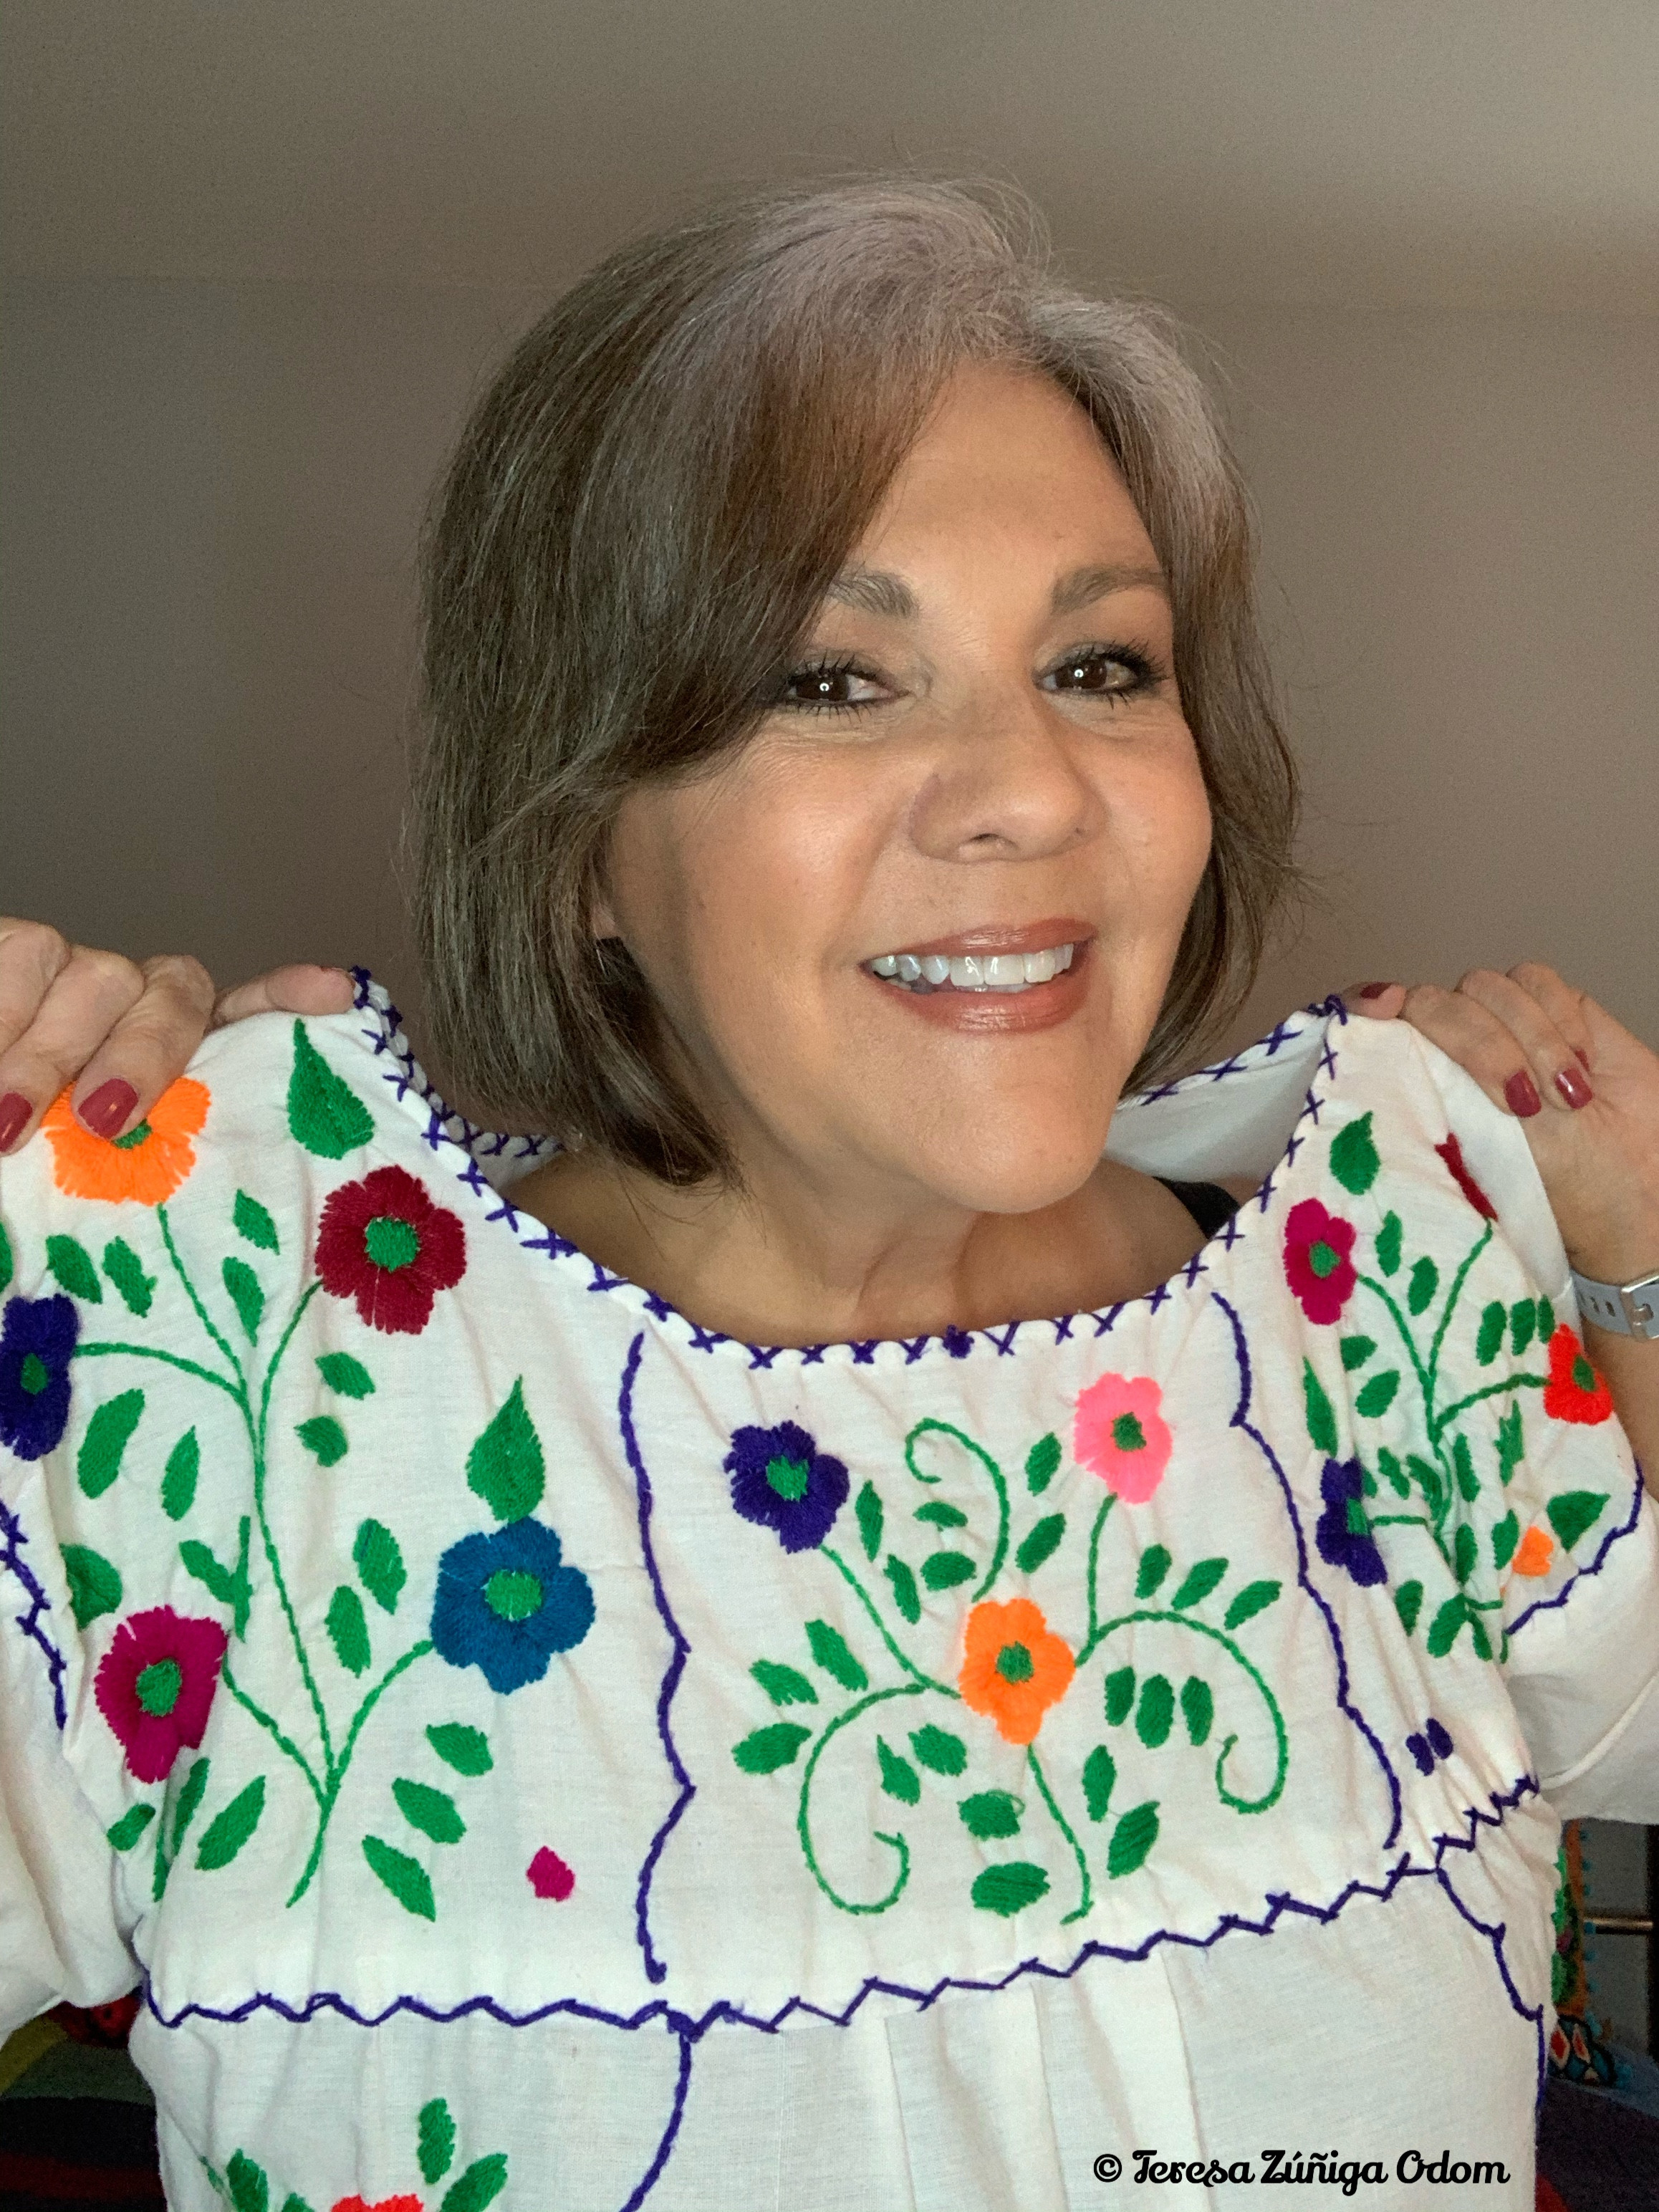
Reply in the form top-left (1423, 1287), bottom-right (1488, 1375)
top-left (4, 0), bottom-right (1657, 311)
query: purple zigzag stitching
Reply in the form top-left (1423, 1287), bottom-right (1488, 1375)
top-left (1211, 1289), bottom-right (1403, 1850)
top-left (617, 1331), bottom-right (695, 1986)
top-left (1507, 1469), bottom-right (1647, 1638)
top-left (0, 1496), bottom-right (68, 1730)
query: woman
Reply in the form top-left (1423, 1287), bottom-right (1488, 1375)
top-left (2, 180), bottom-right (1658, 2211)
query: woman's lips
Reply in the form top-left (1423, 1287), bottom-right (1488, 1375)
top-left (862, 935), bottom-right (1093, 1035)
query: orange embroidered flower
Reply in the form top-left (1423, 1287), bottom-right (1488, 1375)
top-left (1512, 1525), bottom-right (1554, 1577)
top-left (42, 1078), bottom-right (209, 1206)
top-left (958, 1597), bottom-right (1074, 1746)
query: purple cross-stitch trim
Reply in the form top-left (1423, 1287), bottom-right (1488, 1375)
top-left (0, 1495), bottom-right (67, 1730)
top-left (1506, 1468), bottom-right (1648, 1638)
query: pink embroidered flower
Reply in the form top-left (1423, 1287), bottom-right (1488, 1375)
top-left (1072, 1373), bottom-right (1172, 1503)
top-left (1282, 1199), bottom-right (1358, 1324)
top-left (94, 1606), bottom-right (226, 1783)
top-left (528, 1845), bottom-right (576, 1901)
top-left (1435, 1134), bottom-right (1496, 1221)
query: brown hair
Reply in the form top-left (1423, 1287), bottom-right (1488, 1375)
top-left (414, 176), bottom-right (1298, 1180)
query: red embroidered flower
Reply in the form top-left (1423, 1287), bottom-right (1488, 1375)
top-left (1435, 1134), bottom-right (1496, 1221)
top-left (1282, 1199), bottom-right (1358, 1324)
top-left (528, 1845), bottom-right (576, 1901)
top-left (314, 1165), bottom-right (466, 1335)
top-left (331, 2199), bottom-right (423, 2212)
top-left (1543, 1324), bottom-right (1614, 1425)
top-left (94, 1606), bottom-right (226, 1783)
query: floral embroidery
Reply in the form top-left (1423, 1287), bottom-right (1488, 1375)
top-left (1072, 1374), bottom-right (1171, 1501)
top-left (1434, 1134), bottom-right (1496, 1221)
top-left (1314, 1458), bottom-right (1388, 1587)
top-left (1543, 1324), bottom-right (1613, 1425)
top-left (42, 1077), bottom-right (209, 1206)
top-left (95, 1605), bottom-right (226, 1783)
top-left (1512, 1524), bottom-right (1554, 1577)
top-left (314, 1163), bottom-right (467, 1335)
top-left (527, 1844), bottom-right (576, 1900)
top-left (958, 1597), bottom-right (1075, 1745)
top-left (431, 1519), bottom-right (595, 1694)
top-left (1404, 1716), bottom-right (1453, 1774)
top-left (208, 2094), bottom-right (506, 2212)
top-left (0, 1293), bottom-right (77, 1459)
top-left (725, 1420), bottom-right (850, 1552)
top-left (1281, 1199), bottom-right (1358, 1324)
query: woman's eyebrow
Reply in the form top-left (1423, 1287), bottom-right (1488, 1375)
top-left (824, 561), bottom-right (1169, 621)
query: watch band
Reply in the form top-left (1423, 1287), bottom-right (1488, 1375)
top-left (1571, 1266), bottom-right (1659, 1341)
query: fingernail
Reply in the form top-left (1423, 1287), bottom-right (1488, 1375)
top-left (78, 1078), bottom-right (138, 1140)
top-left (0, 1092), bottom-right (30, 1151)
top-left (1504, 1069), bottom-right (1542, 1118)
top-left (1554, 1064), bottom-right (1593, 1110)
top-left (1358, 982), bottom-right (1396, 1000)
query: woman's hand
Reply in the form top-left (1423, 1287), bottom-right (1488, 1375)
top-left (0, 918), bottom-right (355, 1155)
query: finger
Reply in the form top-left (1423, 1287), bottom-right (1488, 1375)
top-left (0, 918), bottom-right (74, 1059)
top-left (64, 954), bottom-right (218, 1139)
top-left (211, 964), bottom-right (355, 1027)
top-left (0, 945), bottom-right (146, 1152)
top-left (1337, 980), bottom-right (1406, 1021)
top-left (1395, 981), bottom-right (1550, 1120)
top-left (1454, 967), bottom-right (1595, 1115)
top-left (1503, 961), bottom-right (1596, 1073)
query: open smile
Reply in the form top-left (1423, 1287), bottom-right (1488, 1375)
top-left (859, 921), bottom-right (1095, 1032)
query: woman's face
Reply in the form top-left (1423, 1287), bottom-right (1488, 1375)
top-left (599, 362), bottom-right (1213, 1220)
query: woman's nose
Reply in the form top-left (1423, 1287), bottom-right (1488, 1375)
top-left (905, 686), bottom-right (1097, 863)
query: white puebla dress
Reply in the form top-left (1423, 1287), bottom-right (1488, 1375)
top-left (2, 981), bottom-right (1657, 2212)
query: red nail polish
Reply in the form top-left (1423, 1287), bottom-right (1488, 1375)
top-left (1504, 1070), bottom-right (1542, 1118)
top-left (1554, 1064), bottom-right (1593, 1110)
top-left (1358, 982), bottom-right (1396, 1000)
top-left (0, 1092), bottom-right (30, 1150)
top-left (79, 1078), bottom-right (138, 1140)
top-left (1574, 1047), bottom-right (1592, 1070)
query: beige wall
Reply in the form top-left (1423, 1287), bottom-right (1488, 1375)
top-left (2, 278), bottom-right (1654, 1090)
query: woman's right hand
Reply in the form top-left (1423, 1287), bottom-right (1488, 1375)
top-left (0, 918), bottom-right (355, 1155)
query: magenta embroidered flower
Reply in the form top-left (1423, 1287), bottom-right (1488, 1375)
top-left (1072, 1374), bottom-right (1172, 1503)
top-left (527, 1845), bottom-right (575, 1901)
top-left (724, 1421), bottom-right (849, 1552)
top-left (1314, 1457), bottom-right (1387, 1587)
top-left (95, 1606), bottom-right (226, 1782)
top-left (1435, 1134), bottom-right (1496, 1221)
top-left (1282, 1199), bottom-right (1358, 1324)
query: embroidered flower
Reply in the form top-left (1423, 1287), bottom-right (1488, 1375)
top-left (724, 1420), bottom-right (849, 1552)
top-left (1513, 1524), bottom-right (1554, 1577)
top-left (958, 1597), bottom-right (1074, 1744)
top-left (1434, 1134), bottom-right (1496, 1221)
top-left (314, 1164), bottom-right (466, 1336)
top-left (95, 1606), bottom-right (226, 1783)
top-left (1072, 1374), bottom-right (1171, 1503)
top-left (527, 1845), bottom-right (576, 1901)
top-left (1281, 1198), bottom-right (1358, 1324)
top-left (41, 1077), bottom-right (209, 1206)
top-left (1313, 1456), bottom-right (1387, 1587)
top-left (1543, 1324), bottom-right (1613, 1425)
top-left (0, 1294), bottom-right (78, 1461)
top-left (1405, 1716), bottom-right (1453, 1774)
top-left (431, 1519), bottom-right (594, 1694)
top-left (332, 2199), bottom-right (424, 2212)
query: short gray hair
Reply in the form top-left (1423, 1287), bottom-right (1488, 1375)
top-left (414, 175), bottom-right (1298, 1180)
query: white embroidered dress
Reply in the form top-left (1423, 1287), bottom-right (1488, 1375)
top-left (2, 984), bottom-right (1657, 2212)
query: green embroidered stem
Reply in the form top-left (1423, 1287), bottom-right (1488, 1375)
top-left (72, 1341), bottom-right (241, 1399)
top-left (1425, 1223), bottom-right (1494, 1403)
top-left (821, 1547), bottom-right (956, 1696)
top-left (1075, 1491), bottom-right (1119, 1666)
top-left (285, 1640), bottom-right (435, 1908)
top-left (158, 1203), bottom-right (244, 1390)
top-left (1027, 1744), bottom-right (1092, 1925)
top-left (797, 1681), bottom-right (925, 1913)
top-left (1432, 1373), bottom-right (1546, 1441)
top-left (905, 1418), bottom-right (1009, 1602)
top-left (254, 1279), bottom-right (323, 1465)
top-left (1089, 1607), bottom-right (1289, 1813)
top-left (1357, 1274), bottom-right (1433, 1405)
top-left (221, 1655), bottom-right (325, 1809)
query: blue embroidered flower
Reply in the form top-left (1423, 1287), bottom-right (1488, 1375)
top-left (0, 1295), bottom-right (78, 1461)
top-left (1406, 1716), bottom-right (1455, 1774)
top-left (725, 1420), bottom-right (849, 1553)
top-left (1314, 1456), bottom-right (1387, 1587)
top-left (431, 1519), bottom-right (595, 1694)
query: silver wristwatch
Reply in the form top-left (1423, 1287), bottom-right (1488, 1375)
top-left (1571, 1266), bottom-right (1659, 1340)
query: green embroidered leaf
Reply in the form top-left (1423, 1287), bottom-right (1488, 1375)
top-left (1470, 1613), bottom-right (1494, 1662)
top-left (440, 2153), bottom-right (509, 2212)
top-left (295, 1414), bottom-right (348, 1468)
top-left (354, 1518), bottom-right (405, 1613)
top-left (910, 1724), bottom-right (967, 1776)
top-left (426, 1723), bottom-right (493, 1776)
top-left (1537, 1296), bottom-right (1556, 1343)
top-left (393, 1776), bottom-right (466, 1845)
top-left (47, 1234), bottom-right (102, 1302)
top-left (279, 2196), bottom-right (317, 2212)
top-left (1135, 1673), bottom-right (1175, 1748)
top-left (362, 1832), bottom-right (436, 1919)
top-left (1360, 1467), bottom-right (1377, 1497)
top-left (1509, 1298), bottom-right (1536, 1356)
top-left (1453, 1433), bottom-right (1480, 1503)
top-left (1170, 1556), bottom-right (1227, 1610)
top-left (1223, 1578), bottom-right (1281, 1629)
top-left (1408, 1454), bottom-right (1444, 1511)
top-left (1375, 1212), bottom-right (1403, 1277)
top-left (61, 1543), bottom-right (122, 1627)
top-left (1340, 1335), bottom-right (1377, 1371)
top-left (914, 1500), bottom-right (968, 1529)
top-left (1082, 1744), bottom-right (1117, 1822)
top-left (326, 1584), bottom-right (371, 1675)
top-left (102, 1237), bottom-right (155, 1317)
top-left (732, 1722), bottom-right (812, 1775)
top-left (316, 1350), bottom-right (375, 1399)
top-left (1426, 1595), bottom-right (1468, 1658)
top-left (1015, 1512), bottom-right (1066, 1576)
top-left (1496, 1403), bottom-right (1525, 1485)
top-left (227, 2150), bottom-right (270, 2212)
top-left (1406, 1256), bottom-right (1439, 1317)
top-left (0, 1218), bottom-right (10, 1293)
top-left (958, 1789), bottom-right (1023, 1840)
top-left (1303, 1360), bottom-right (1339, 1455)
top-left (884, 1556), bottom-right (921, 1624)
top-left (232, 1189), bottom-right (279, 1254)
top-left (876, 1737), bottom-right (920, 1805)
top-left (196, 1775), bottom-right (266, 1871)
top-left (1107, 1799), bottom-right (1160, 1879)
top-left (418, 2097), bottom-right (458, 2185)
top-left (805, 1618), bottom-right (868, 1691)
top-left (971, 1861), bottom-right (1049, 1917)
top-left (1329, 1112), bottom-right (1380, 1195)
top-left (77, 1389), bottom-right (144, 1497)
top-left (287, 1019), bottom-right (374, 1158)
top-left (1135, 1544), bottom-right (1171, 1599)
top-left (1377, 1446), bottom-right (1410, 1499)
top-left (1180, 1675), bottom-right (1214, 1746)
top-left (221, 1256), bottom-right (264, 1342)
top-left (466, 1379), bottom-right (544, 1521)
top-left (1104, 1665), bottom-right (1136, 1726)
top-left (1475, 1301), bottom-right (1506, 1366)
top-left (1491, 1511), bottom-right (1520, 1572)
top-left (107, 1802), bottom-right (155, 1852)
top-left (855, 1481), bottom-right (883, 1561)
top-left (1025, 1431), bottom-right (1062, 1494)
top-left (751, 1658), bottom-right (818, 1708)
top-left (160, 1428), bottom-right (200, 1521)
top-left (179, 1526), bottom-right (251, 1636)
top-left (1547, 1491), bottom-right (1610, 1554)
top-left (920, 1550), bottom-right (976, 1592)
top-left (1453, 1522), bottom-right (1477, 1587)
top-left (172, 1756), bottom-right (210, 1852)
top-left (1395, 1579), bottom-right (1424, 1637)
top-left (1355, 1369), bottom-right (1400, 1418)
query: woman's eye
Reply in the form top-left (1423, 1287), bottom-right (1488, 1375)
top-left (1042, 645), bottom-right (1158, 698)
top-left (776, 658), bottom-right (885, 712)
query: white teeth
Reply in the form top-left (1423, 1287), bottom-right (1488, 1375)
top-left (871, 953), bottom-right (899, 977)
top-left (1025, 947), bottom-right (1057, 984)
top-left (920, 953), bottom-right (951, 984)
top-left (981, 954), bottom-right (1025, 989)
top-left (950, 955), bottom-right (984, 989)
top-left (867, 942), bottom-right (1077, 991)
top-left (895, 952), bottom-right (923, 981)
top-left (1056, 943), bottom-right (1074, 971)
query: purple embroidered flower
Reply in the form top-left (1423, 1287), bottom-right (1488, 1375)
top-left (1314, 1456), bottom-right (1388, 1587)
top-left (725, 1420), bottom-right (849, 1553)
top-left (1406, 1716), bottom-right (1455, 1774)
top-left (431, 1519), bottom-right (594, 1694)
top-left (0, 1295), bottom-right (78, 1461)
